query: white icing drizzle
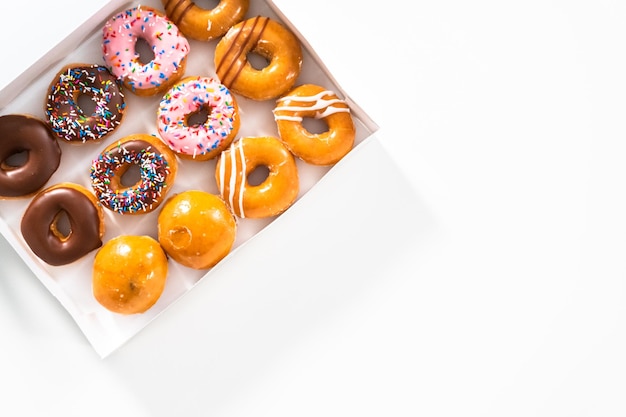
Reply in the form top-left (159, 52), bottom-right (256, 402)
top-left (219, 139), bottom-right (247, 218)
top-left (273, 90), bottom-right (350, 122)
top-left (236, 140), bottom-right (246, 218)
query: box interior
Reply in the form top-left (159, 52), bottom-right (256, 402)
top-left (0, 0), bottom-right (379, 357)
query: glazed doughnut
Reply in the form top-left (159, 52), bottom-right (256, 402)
top-left (93, 235), bottom-right (169, 315)
top-left (157, 76), bottom-right (240, 160)
top-left (274, 84), bottom-right (355, 165)
top-left (102, 6), bottom-right (190, 97)
top-left (215, 136), bottom-right (299, 218)
top-left (90, 134), bottom-right (178, 214)
top-left (21, 183), bottom-right (104, 266)
top-left (161, 0), bottom-right (249, 41)
top-left (45, 64), bottom-right (126, 142)
top-left (214, 16), bottom-right (303, 101)
top-left (0, 114), bottom-right (61, 198)
top-left (158, 190), bottom-right (236, 269)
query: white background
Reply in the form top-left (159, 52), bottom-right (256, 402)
top-left (2, 0), bottom-right (626, 416)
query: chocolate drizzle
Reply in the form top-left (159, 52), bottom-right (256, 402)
top-left (0, 114), bottom-right (61, 198)
top-left (215, 16), bottom-right (269, 88)
top-left (21, 185), bottom-right (103, 266)
top-left (163, 0), bottom-right (193, 25)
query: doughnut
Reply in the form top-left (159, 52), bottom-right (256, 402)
top-left (214, 16), bottom-right (303, 101)
top-left (0, 114), bottom-right (61, 198)
top-left (90, 134), bottom-right (178, 214)
top-left (20, 183), bottom-right (104, 266)
top-left (158, 190), bottom-right (236, 269)
top-left (215, 136), bottom-right (299, 218)
top-left (45, 64), bottom-right (126, 143)
top-left (161, 0), bottom-right (249, 41)
top-left (102, 6), bottom-right (190, 97)
top-left (93, 235), bottom-right (169, 315)
top-left (157, 76), bottom-right (240, 160)
top-left (273, 84), bottom-right (355, 165)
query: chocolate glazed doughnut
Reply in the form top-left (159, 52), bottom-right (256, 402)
top-left (21, 183), bottom-right (104, 266)
top-left (0, 114), bottom-right (61, 198)
top-left (45, 64), bottom-right (126, 142)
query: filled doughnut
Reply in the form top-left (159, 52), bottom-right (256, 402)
top-left (45, 64), bottom-right (126, 143)
top-left (161, 0), bottom-right (249, 41)
top-left (158, 190), bottom-right (236, 269)
top-left (90, 133), bottom-right (178, 214)
top-left (214, 16), bottom-right (303, 101)
top-left (21, 183), bottom-right (104, 266)
top-left (273, 84), bottom-right (355, 165)
top-left (157, 76), bottom-right (240, 160)
top-left (0, 114), bottom-right (61, 198)
top-left (93, 235), bottom-right (169, 315)
top-left (215, 136), bottom-right (299, 218)
top-left (102, 6), bottom-right (190, 97)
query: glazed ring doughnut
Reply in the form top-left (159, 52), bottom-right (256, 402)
top-left (0, 114), bottom-right (61, 198)
top-left (214, 16), bottom-right (303, 101)
top-left (45, 64), bottom-right (126, 143)
top-left (161, 0), bottom-right (249, 41)
top-left (102, 6), bottom-right (190, 97)
top-left (215, 136), bottom-right (299, 218)
top-left (20, 183), bottom-right (104, 266)
top-left (90, 134), bottom-right (178, 214)
top-left (157, 76), bottom-right (240, 160)
top-left (273, 84), bottom-right (356, 165)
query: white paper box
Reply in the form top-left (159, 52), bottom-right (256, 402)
top-left (0, 0), bottom-right (380, 357)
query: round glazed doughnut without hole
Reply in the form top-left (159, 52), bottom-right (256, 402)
top-left (214, 16), bottom-right (303, 101)
top-left (161, 0), bottom-right (249, 41)
top-left (158, 190), bottom-right (237, 269)
top-left (93, 235), bottom-right (169, 315)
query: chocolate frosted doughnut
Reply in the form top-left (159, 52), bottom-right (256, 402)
top-left (21, 183), bottom-right (104, 266)
top-left (0, 114), bottom-right (61, 198)
top-left (45, 64), bottom-right (126, 142)
top-left (90, 134), bottom-right (178, 214)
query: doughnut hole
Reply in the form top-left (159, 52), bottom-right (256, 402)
top-left (193, 0), bottom-right (221, 8)
top-left (119, 163), bottom-right (142, 187)
top-left (186, 105), bottom-right (210, 127)
top-left (247, 51), bottom-right (270, 70)
top-left (301, 117), bottom-right (329, 135)
top-left (158, 190), bottom-right (236, 269)
top-left (77, 93), bottom-right (98, 116)
top-left (50, 210), bottom-right (72, 240)
top-left (247, 165), bottom-right (270, 187)
top-left (2, 149), bottom-right (28, 170)
top-left (135, 37), bottom-right (155, 64)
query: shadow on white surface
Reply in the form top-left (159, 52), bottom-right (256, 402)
top-left (101, 137), bottom-right (438, 415)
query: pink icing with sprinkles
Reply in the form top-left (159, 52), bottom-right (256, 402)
top-left (102, 6), bottom-right (190, 93)
top-left (157, 76), bottom-right (237, 158)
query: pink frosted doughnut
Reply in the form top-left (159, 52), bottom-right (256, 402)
top-left (157, 76), bottom-right (240, 160)
top-left (102, 6), bottom-right (190, 97)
